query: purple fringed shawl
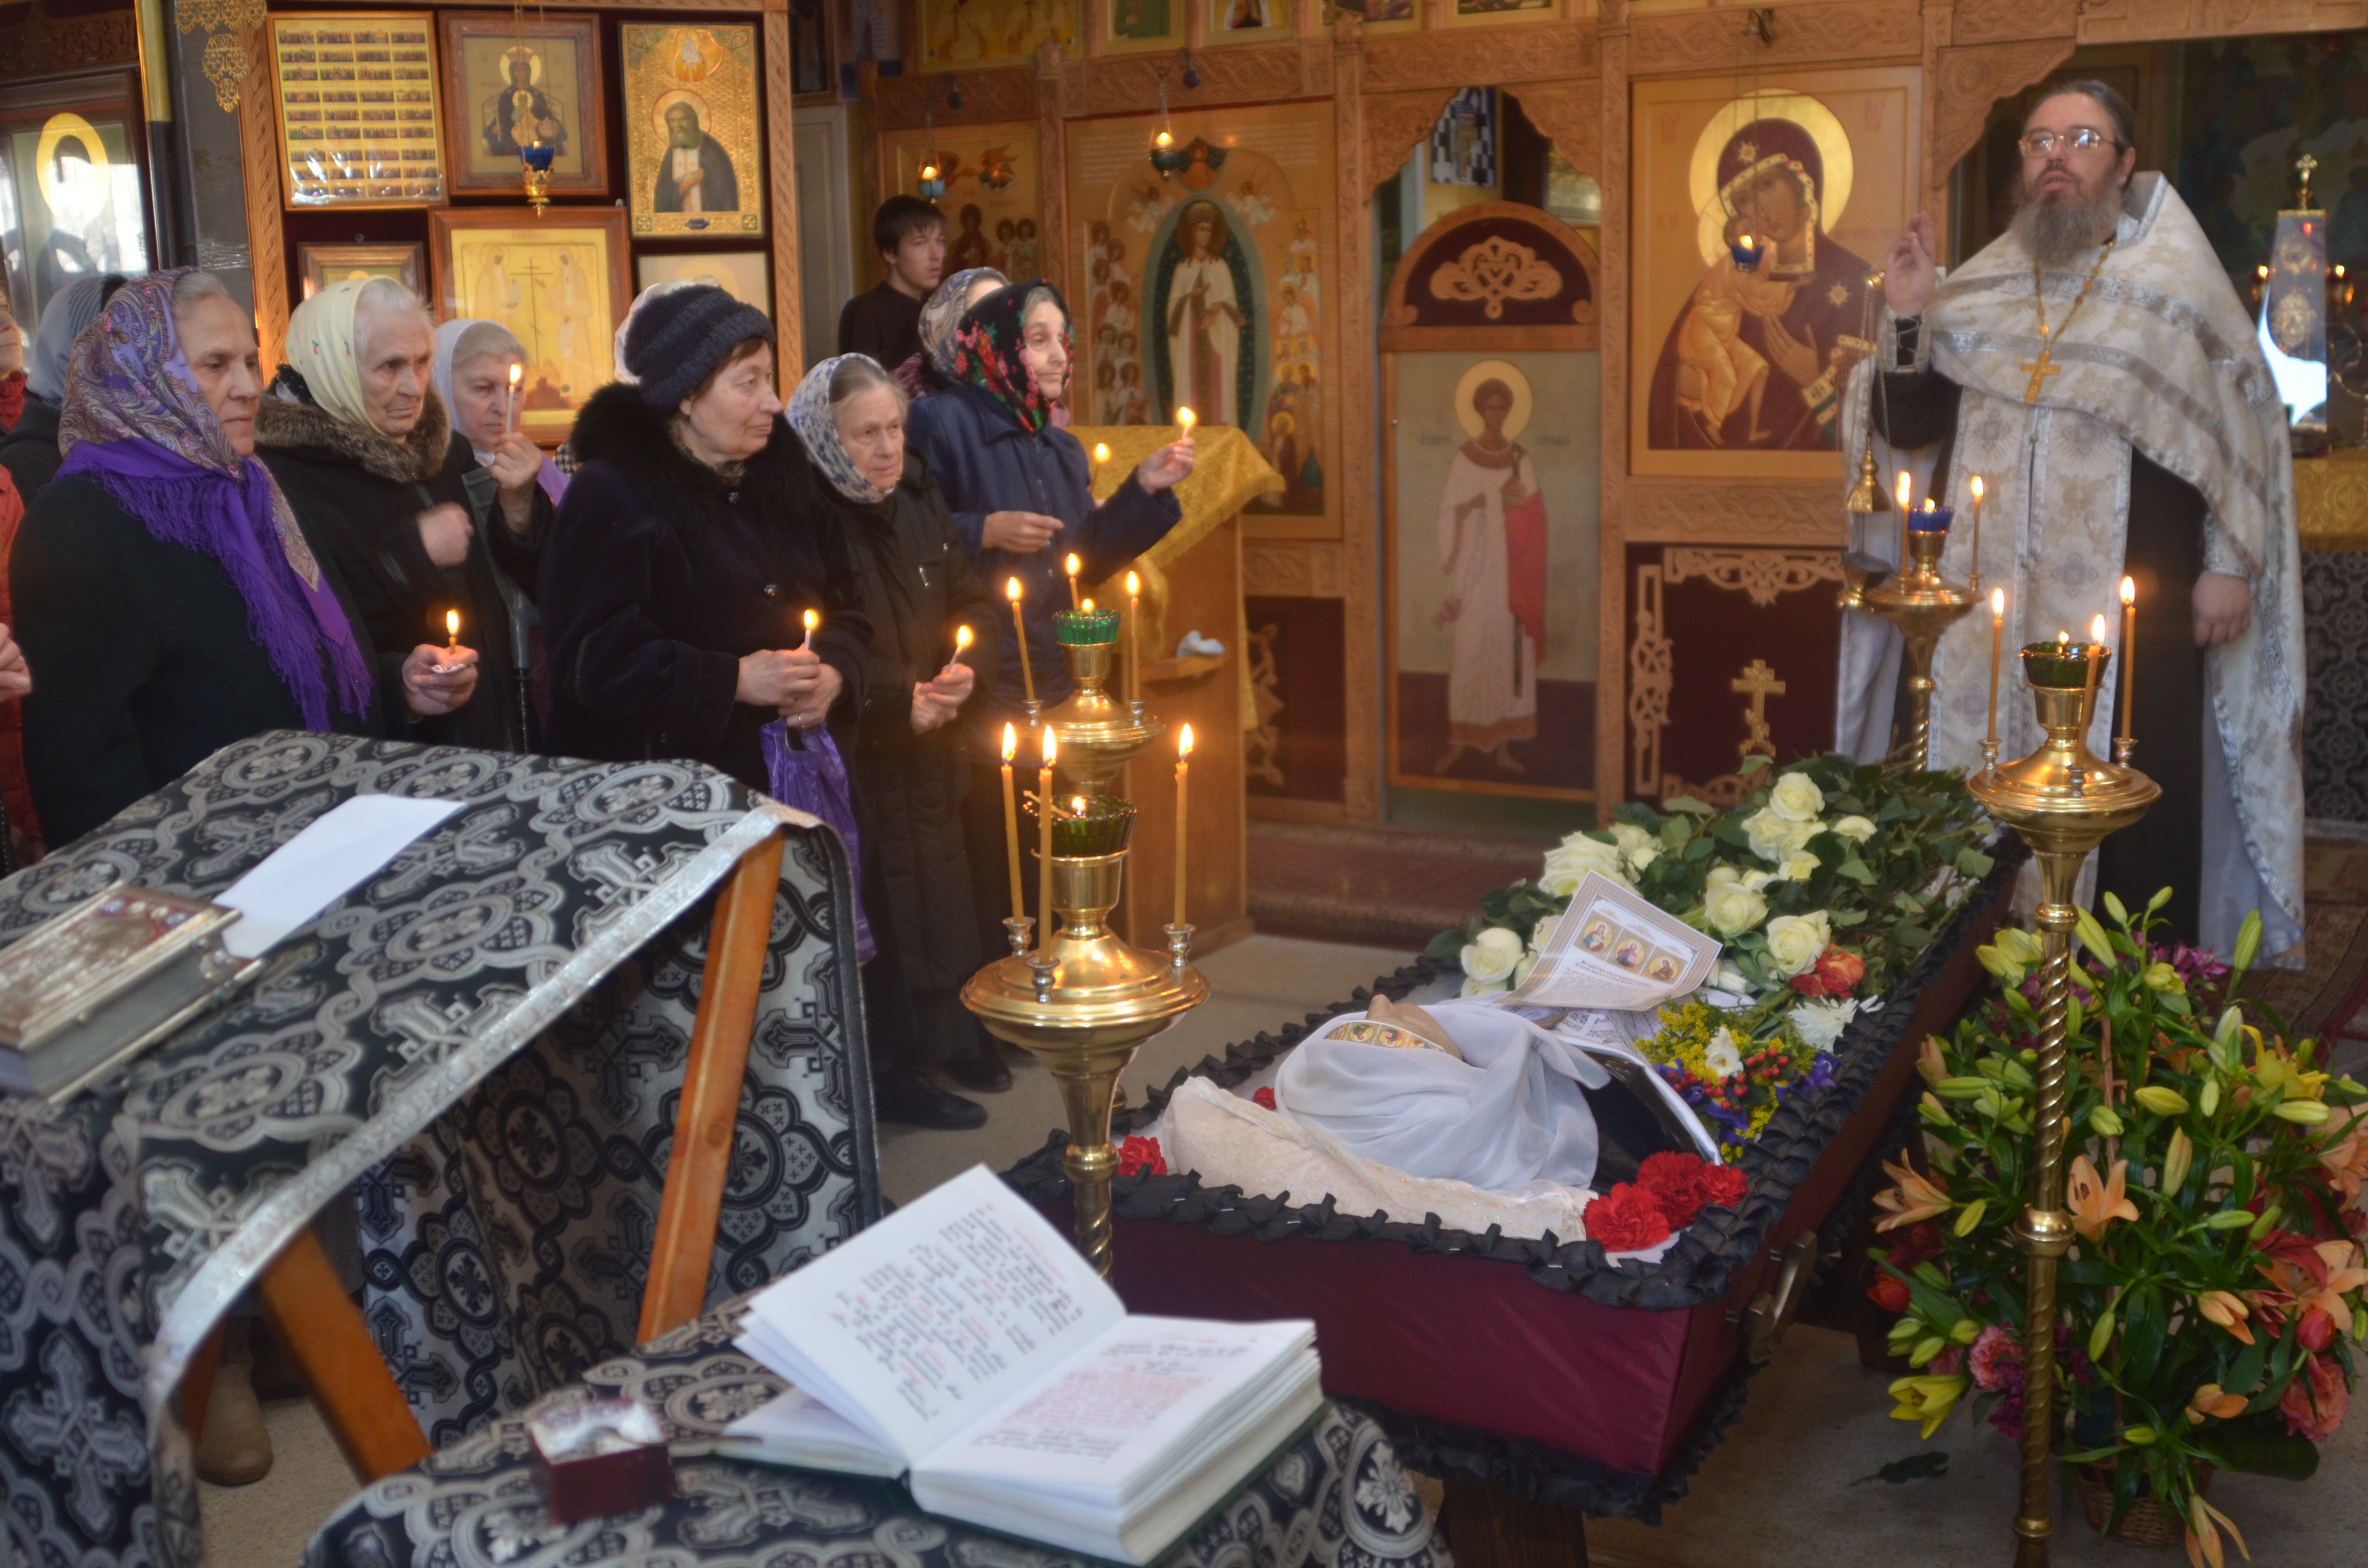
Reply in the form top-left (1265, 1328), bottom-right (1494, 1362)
top-left (55, 271), bottom-right (375, 731)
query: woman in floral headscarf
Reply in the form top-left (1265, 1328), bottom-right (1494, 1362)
top-left (10, 270), bottom-right (476, 845)
top-left (892, 264), bottom-right (1005, 401)
top-left (904, 278), bottom-right (1192, 1091)
top-left (788, 352), bottom-right (999, 1128)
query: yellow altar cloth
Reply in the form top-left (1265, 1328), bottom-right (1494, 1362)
top-left (2295, 448), bottom-right (2368, 551)
top-left (1072, 424), bottom-right (1280, 727)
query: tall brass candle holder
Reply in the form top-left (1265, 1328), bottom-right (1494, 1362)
top-left (1969, 642), bottom-right (2157, 1568)
top-left (1862, 507), bottom-right (1978, 770)
top-left (962, 795), bottom-right (1207, 1278)
top-left (1041, 610), bottom-right (1163, 792)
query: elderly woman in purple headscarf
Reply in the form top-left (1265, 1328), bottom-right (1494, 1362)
top-left (9, 270), bottom-right (478, 845)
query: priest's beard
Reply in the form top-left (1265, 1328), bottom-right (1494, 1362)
top-left (2010, 172), bottom-right (2125, 265)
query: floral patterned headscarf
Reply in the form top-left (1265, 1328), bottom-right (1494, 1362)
top-left (788, 354), bottom-right (895, 506)
top-left (920, 267), bottom-right (1006, 379)
top-left (950, 280), bottom-right (1070, 436)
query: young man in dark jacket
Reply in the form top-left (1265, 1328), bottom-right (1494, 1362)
top-left (837, 195), bottom-right (945, 370)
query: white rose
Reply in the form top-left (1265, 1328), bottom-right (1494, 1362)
top-left (1512, 941), bottom-right (1543, 988)
top-left (1791, 997), bottom-right (1860, 1052)
top-left (1704, 882), bottom-right (1768, 937)
top-left (1459, 925), bottom-right (1524, 992)
top-left (1707, 865), bottom-right (1739, 889)
top-left (1779, 817), bottom-right (1822, 854)
top-left (1626, 840), bottom-right (1661, 872)
top-left (1778, 849), bottom-right (1820, 882)
top-left (1743, 807), bottom-right (1792, 863)
top-left (1832, 814), bottom-right (1877, 844)
top-left (1610, 822), bottom-right (1657, 859)
top-left (1710, 959), bottom-right (1754, 997)
top-left (1703, 1027), bottom-right (1745, 1079)
top-left (1742, 867), bottom-right (1777, 891)
top-left (1763, 911), bottom-right (1834, 977)
top-left (1540, 833), bottom-right (1628, 895)
top-left (1768, 771), bottom-right (1827, 823)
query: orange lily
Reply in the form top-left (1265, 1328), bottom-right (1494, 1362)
top-left (1873, 1158), bottom-right (1952, 1233)
top-left (2183, 1492), bottom-right (2249, 1568)
top-left (2319, 1115), bottom-right (2368, 1205)
top-left (2066, 1154), bottom-right (2138, 1242)
top-left (2184, 1383), bottom-right (2247, 1424)
top-left (2294, 1240), bottom-right (2368, 1335)
top-left (2196, 1290), bottom-right (2254, 1345)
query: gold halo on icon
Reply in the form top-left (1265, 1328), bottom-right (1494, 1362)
top-left (1688, 90), bottom-right (1853, 268)
top-left (1455, 359), bottom-right (1532, 441)
top-left (500, 45), bottom-right (544, 85)
top-left (652, 87), bottom-right (714, 137)
top-left (35, 111), bottom-right (108, 217)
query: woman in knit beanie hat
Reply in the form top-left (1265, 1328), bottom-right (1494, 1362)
top-left (539, 283), bottom-right (872, 789)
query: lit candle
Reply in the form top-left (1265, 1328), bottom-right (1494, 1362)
top-left (445, 608), bottom-right (460, 652)
top-left (1986, 587), bottom-right (2005, 746)
top-left (2086, 612), bottom-right (2109, 720)
top-left (1895, 470), bottom-right (1913, 562)
top-left (506, 362), bottom-right (522, 432)
top-left (1177, 406), bottom-right (1196, 442)
top-left (1174, 724), bottom-right (1193, 929)
top-left (1000, 723), bottom-right (1025, 926)
top-left (947, 623), bottom-right (973, 675)
top-left (1007, 576), bottom-right (1035, 705)
top-left (801, 608), bottom-right (818, 650)
top-left (1125, 569), bottom-right (1142, 707)
top-left (1967, 474), bottom-right (1986, 587)
top-left (1082, 597), bottom-right (1094, 612)
top-left (1092, 441), bottom-right (1110, 475)
top-left (1065, 553), bottom-right (1083, 610)
top-left (2117, 576), bottom-right (2136, 747)
top-left (1038, 728), bottom-right (1057, 948)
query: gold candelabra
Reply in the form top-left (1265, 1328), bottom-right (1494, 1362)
top-left (965, 626), bottom-right (1205, 1277)
top-left (1862, 516), bottom-right (1978, 771)
top-left (1969, 644), bottom-right (2157, 1568)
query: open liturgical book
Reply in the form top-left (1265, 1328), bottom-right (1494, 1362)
top-left (723, 1165), bottom-right (1324, 1564)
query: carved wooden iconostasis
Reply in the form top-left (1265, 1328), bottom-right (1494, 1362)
top-left (844, 0), bottom-right (2368, 825)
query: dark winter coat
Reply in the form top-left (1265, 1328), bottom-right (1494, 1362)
top-left (820, 452), bottom-right (1000, 990)
top-left (540, 383), bottom-right (870, 790)
top-left (0, 397), bottom-right (62, 501)
top-left (905, 382), bottom-right (1181, 739)
top-left (10, 475), bottom-right (398, 845)
top-left (256, 382), bottom-right (535, 752)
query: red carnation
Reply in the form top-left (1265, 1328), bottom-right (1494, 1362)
top-left (1814, 948), bottom-right (1866, 997)
top-left (1252, 1086), bottom-right (1277, 1111)
top-left (1636, 1150), bottom-right (1749, 1228)
top-left (1789, 970), bottom-right (1831, 999)
top-left (1116, 1136), bottom-right (1167, 1177)
top-left (1867, 1273), bottom-right (1911, 1313)
top-left (1586, 1182), bottom-right (1673, 1251)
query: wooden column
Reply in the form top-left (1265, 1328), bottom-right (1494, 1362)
top-left (1036, 42), bottom-right (1068, 294)
top-left (763, 2), bottom-right (808, 368)
top-left (1592, 1), bottom-right (1631, 824)
top-left (1332, 11), bottom-right (1377, 820)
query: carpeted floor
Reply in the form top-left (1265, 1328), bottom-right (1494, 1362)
top-left (2247, 838), bottom-right (2368, 1077)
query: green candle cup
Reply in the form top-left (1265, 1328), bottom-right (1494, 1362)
top-left (1053, 607), bottom-right (1121, 647)
top-left (2020, 641), bottom-right (2103, 690)
top-left (1040, 793), bottom-right (1136, 856)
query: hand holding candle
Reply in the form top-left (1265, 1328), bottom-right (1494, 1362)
top-left (999, 723), bottom-right (1025, 926)
top-left (1007, 576), bottom-right (1035, 705)
top-left (1174, 724), bottom-right (1193, 930)
top-left (801, 608), bottom-right (819, 650)
top-left (445, 608), bottom-right (460, 653)
top-left (1177, 406), bottom-right (1196, 443)
top-left (946, 623), bottom-right (973, 674)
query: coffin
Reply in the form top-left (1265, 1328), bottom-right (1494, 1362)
top-left (1003, 854), bottom-right (2017, 1521)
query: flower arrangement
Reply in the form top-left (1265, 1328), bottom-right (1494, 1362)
top-left (1426, 755), bottom-right (1994, 1155)
top-left (1868, 895), bottom-right (2368, 1564)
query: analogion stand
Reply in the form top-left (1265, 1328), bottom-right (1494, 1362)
top-left (1076, 424), bottom-right (1275, 954)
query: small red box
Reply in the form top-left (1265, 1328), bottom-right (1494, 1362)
top-left (529, 1398), bottom-right (675, 1523)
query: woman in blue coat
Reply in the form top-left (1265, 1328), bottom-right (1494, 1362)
top-left (906, 279), bottom-right (1194, 1090)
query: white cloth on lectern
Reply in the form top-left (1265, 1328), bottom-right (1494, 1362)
top-left (1272, 1001), bottom-right (1610, 1191)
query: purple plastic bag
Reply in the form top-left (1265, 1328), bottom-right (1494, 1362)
top-left (760, 719), bottom-right (875, 962)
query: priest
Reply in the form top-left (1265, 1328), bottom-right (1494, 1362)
top-left (1838, 80), bottom-right (2303, 963)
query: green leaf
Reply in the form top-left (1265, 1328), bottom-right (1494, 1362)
top-left (1957, 846), bottom-right (1996, 878)
top-left (1850, 1452), bottom-right (1950, 1486)
top-left (1423, 929), bottom-right (1467, 963)
top-left (2197, 1413), bottom-right (2319, 1480)
top-left (1662, 795), bottom-right (1716, 817)
top-left (1837, 857), bottom-right (1876, 885)
top-left (1738, 754), bottom-right (1772, 776)
top-left (2121, 1286), bottom-right (2166, 1378)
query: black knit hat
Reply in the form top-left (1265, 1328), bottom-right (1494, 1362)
top-left (622, 282), bottom-right (776, 410)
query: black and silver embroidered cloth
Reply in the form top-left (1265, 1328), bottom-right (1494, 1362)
top-left (304, 1304), bottom-right (1451, 1568)
top-left (0, 733), bottom-right (878, 1568)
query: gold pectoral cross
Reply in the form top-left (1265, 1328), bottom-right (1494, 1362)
top-left (2021, 348), bottom-right (2061, 403)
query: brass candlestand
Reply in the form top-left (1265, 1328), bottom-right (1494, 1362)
top-left (965, 626), bottom-right (1204, 1277)
top-left (962, 845), bottom-right (1207, 1278)
top-left (1862, 520), bottom-right (1978, 770)
top-left (1969, 649), bottom-right (2157, 1568)
top-left (1039, 632), bottom-right (1162, 792)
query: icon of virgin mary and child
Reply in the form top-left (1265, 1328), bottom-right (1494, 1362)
top-left (1646, 116), bottom-right (1875, 452)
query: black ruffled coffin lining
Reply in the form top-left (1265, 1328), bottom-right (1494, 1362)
top-left (998, 846), bottom-right (2021, 1519)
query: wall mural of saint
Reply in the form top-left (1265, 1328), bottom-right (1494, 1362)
top-left (1435, 361), bottom-right (1547, 773)
top-left (1149, 198), bottom-right (1256, 429)
top-left (1645, 113), bottom-right (1875, 453)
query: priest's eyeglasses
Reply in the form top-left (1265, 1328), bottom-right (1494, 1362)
top-left (2018, 127), bottom-right (2119, 158)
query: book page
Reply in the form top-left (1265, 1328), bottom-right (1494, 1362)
top-left (924, 1318), bottom-right (1313, 1494)
top-left (739, 1164), bottom-right (1122, 1462)
top-left (1497, 870), bottom-right (1719, 1011)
